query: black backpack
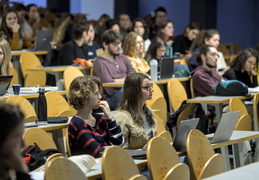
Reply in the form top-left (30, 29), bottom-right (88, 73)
top-left (213, 80), bottom-right (249, 96)
top-left (167, 101), bottom-right (209, 135)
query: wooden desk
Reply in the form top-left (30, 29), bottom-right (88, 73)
top-left (102, 77), bottom-right (190, 87)
top-left (0, 91), bottom-right (67, 101)
top-left (26, 65), bottom-right (92, 88)
top-left (204, 161), bottom-right (259, 180)
top-left (11, 50), bottom-right (48, 56)
top-left (187, 95), bottom-right (253, 121)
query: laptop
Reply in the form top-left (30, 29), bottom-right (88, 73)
top-left (172, 118), bottom-right (200, 152)
top-left (34, 30), bottom-right (53, 51)
top-left (159, 57), bottom-right (175, 80)
top-left (0, 75), bottom-right (13, 96)
top-left (208, 111), bottom-right (240, 144)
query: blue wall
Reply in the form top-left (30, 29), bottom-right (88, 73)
top-left (138, 0), bottom-right (190, 36)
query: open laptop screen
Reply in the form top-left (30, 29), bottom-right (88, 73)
top-left (0, 75), bottom-right (13, 96)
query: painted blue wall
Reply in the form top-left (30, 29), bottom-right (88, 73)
top-left (138, 0), bottom-right (190, 36)
top-left (217, 0), bottom-right (259, 49)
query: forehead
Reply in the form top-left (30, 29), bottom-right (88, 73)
top-left (136, 35), bottom-right (143, 41)
top-left (208, 47), bottom-right (218, 53)
top-left (247, 56), bottom-right (256, 62)
top-left (156, 11), bottom-right (166, 16)
top-left (7, 12), bottom-right (17, 17)
top-left (120, 14), bottom-right (129, 20)
top-left (210, 34), bottom-right (220, 40)
top-left (135, 21), bottom-right (143, 26)
top-left (142, 78), bottom-right (150, 85)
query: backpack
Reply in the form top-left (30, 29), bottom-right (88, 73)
top-left (21, 143), bottom-right (61, 171)
top-left (167, 101), bottom-right (209, 135)
top-left (213, 80), bottom-right (249, 96)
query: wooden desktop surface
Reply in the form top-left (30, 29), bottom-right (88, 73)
top-left (11, 50), bottom-right (48, 56)
top-left (26, 65), bottom-right (92, 72)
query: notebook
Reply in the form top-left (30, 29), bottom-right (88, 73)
top-left (208, 111), bottom-right (240, 144)
top-left (172, 118), bottom-right (200, 152)
top-left (0, 75), bottom-right (13, 96)
top-left (34, 30), bottom-right (53, 51)
top-left (159, 57), bottom-right (175, 80)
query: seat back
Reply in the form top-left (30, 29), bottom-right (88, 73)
top-left (9, 61), bottom-right (19, 86)
top-left (177, 103), bottom-right (195, 128)
top-left (24, 71), bottom-right (46, 87)
top-left (147, 137), bottom-right (180, 180)
top-left (45, 91), bottom-right (73, 117)
top-left (6, 95), bottom-right (37, 123)
top-left (235, 114), bottom-right (252, 131)
top-left (147, 96), bottom-right (167, 125)
top-left (23, 128), bottom-right (57, 150)
top-left (20, 51), bottom-right (43, 77)
top-left (63, 66), bottom-right (84, 91)
top-left (253, 93), bottom-right (259, 130)
top-left (45, 157), bottom-right (86, 180)
top-left (146, 82), bottom-right (164, 106)
top-left (102, 146), bottom-right (141, 180)
top-left (229, 97), bottom-right (248, 118)
top-left (164, 163), bottom-right (190, 180)
top-left (190, 78), bottom-right (195, 98)
top-left (129, 174), bottom-right (147, 180)
top-left (167, 78), bottom-right (187, 111)
top-left (157, 130), bottom-right (173, 142)
top-left (65, 128), bottom-right (72, 157)
top-left (186, 129), bottom-right (215, 180)
top-left (198, 153), bottom-right (225, 179)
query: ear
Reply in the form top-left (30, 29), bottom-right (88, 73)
top-left (204, 38), bottom-right (209, 45)
top-left (83, 31), bottom-right (88, 37)
top-left (201, 54), bottom-right (206, 61)
top-left (103, 42), bottom-right (108, 49)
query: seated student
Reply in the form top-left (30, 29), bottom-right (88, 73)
top-left (191, 45), bottom-right (226, 97)
top-left (123, 32), bottom-right (150, 74)
top-left (145, 37), bottom-right (166, 65)
top-left (115, 73), bottom-right (157, 149)
top-left (93, 30), bottom-right (135, 110)
top-left (223, 48), bottom-right (259, 88)
top-left (57, 20), bottom-right (90, 65)
top-left (173, 21), bottom-right (200, 56)
top-left (0, 8), bottom-right (34, 50)
top-left (0, 38), bottom-right (12, 75)
top-left (85, 22), bottom-right (100, 59)
top-left (67, 75), bottom-right (124, 158)
top-left (0, 103), bottom-right (32, 180)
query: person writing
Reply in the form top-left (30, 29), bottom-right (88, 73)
top-left (67, 75), bottom-right (124, 157)
top-left (115, 73), bottom-right (157, 149)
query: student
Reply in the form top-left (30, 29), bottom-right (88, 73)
top-left (123, 32), bottom-right (150, 74)
top-left (67, 75), bottom-right (124, 158)
top-left (0, 38), bottom-right (11, 75)
top-left (173, 22), bottom-right (200, 56)
top-left (118, 13), bottom-right (131, 40)
top-left (115, 73), bottom-right (157, 149)
top-left (57, 20), bottom-right (90, 65)
top-left (93, 29), bottom-right (135, 110)
top-left (0, 103), bottom-right (32, 180)
top-left (223, 48), bottom-right (259, 87)
top-left (191, 45), bottom-right (226, 97)
top-left (0, 8), bottom-right (34, 50)
top-left (145, 37), bottom-right (166, 64)
top-left (131, 18), bottom-right (151, 52)
top-left (85, 23), bottom-right (100, 59)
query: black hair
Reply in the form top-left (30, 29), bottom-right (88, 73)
top-left (155, 6), bottom-right (167, 14)
top-left (72, 20), bottom-right (91, 40)
top-left (195, 44), bottom-right (215, 65)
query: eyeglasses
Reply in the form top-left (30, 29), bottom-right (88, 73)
top-left (141, 83), bottom-right (153, 91)
top-left (248, 61), bottom-right (256, 66)
top-left (111, 42), bottom-right (122, 47)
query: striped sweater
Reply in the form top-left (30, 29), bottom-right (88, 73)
top-left (68, 114), bottom-right (124, 157)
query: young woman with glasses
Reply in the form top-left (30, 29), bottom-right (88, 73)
top-left (114, 72), bottom-right (157, 149)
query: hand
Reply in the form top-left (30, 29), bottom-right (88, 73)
top-left (11, 23), bottom-right (20, 32)
top-left (251, 69), bottom-right (257, 76)
top-left (98, 101), bottom-right (112, 119)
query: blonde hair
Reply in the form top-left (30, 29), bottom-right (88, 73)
top-left (123, 32), bottom-right (143, 58)
top-left (0, 38), bottom-right (11, 75)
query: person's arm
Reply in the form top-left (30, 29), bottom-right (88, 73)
top-left (114, 112), bottom-right (130, 149)
top-left (222, 68), bottom-right (237, 80)
top-left (58, 43), bottom-right (75, 65)
top-left (11, 32), bottom-right (22, 50)
top-left (193, 72), bottom-right (217, 96)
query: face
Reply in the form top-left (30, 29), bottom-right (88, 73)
top-left (107, 40), bottom-right (121, 56)
top-left (111, 24), bottom-right (120, 33)
top-left (17, 10), bottom-right (26, 23)
top-left (88, 84), bottom-right (102, 109)
top-left (156, 45), bottom-right (166, 60)
top-left (0, 47), bottom-right (4, 66)
top-left (202, 47), bottom-right (219, 68)
top-left (205, 34), bottom-right (220, 48)
top-left (88, 25), bottom-right (95, 42)
top-left (82, 31), bottom-right (90, 44)
top-left (119, 14), bottom-right (131, 30)
top-left (6, 12), bottom-right (18, 28)
top-left (161, 22), bottom-right (174, 38)
top-left (134, 21), bottom-right (145, 37)
top-left (136, 36), bottom-right (144, 53)
top-left (155, 11), bottom-right (167, 26)
top-left (1, 122), bottom-right (25, 155)
top-left (243, 56), bottom-right (256, 72)
top-left (28, 6), bottom-right (38, 20)
top-left (141, 78), bottom-right (154, 102)
top-left (186, 28), bottom-right (200, 41)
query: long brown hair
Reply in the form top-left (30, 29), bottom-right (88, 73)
top-left (0, 38), bottom-right (11, 75)
top-left (118, 73), bottom-right (155, 126)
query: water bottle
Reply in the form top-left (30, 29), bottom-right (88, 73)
top-left (37, 87), bottom-right (47, 125)
top-left (150, 59), bottom-right (158, 81)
